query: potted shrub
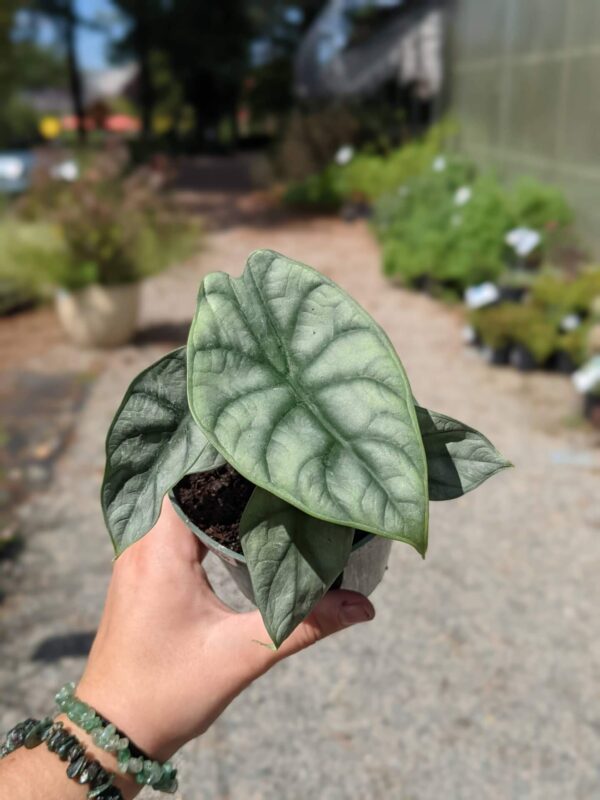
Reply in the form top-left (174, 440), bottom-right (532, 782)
top-left (101, 250), bottom-right (510, 646)
top-left (471, 304), bottom-right (557, 371)
top-left (51, 165), bottom-right (196, 348)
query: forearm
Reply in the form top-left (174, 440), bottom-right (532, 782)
top-left (0, 716), bottom-right (140, 800)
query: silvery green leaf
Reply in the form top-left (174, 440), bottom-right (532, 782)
top-left (416, 406), bottom-right (511, 500)
top-left (102, 349), bottom-right (224, 555)
top-left (188, 249), bottom-right (429, 555)
top-left (240, 487), bottom-right (354, 647)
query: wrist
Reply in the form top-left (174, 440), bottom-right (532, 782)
top-left (75, 677), bottom-right (179, 764)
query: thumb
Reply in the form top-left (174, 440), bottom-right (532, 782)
top-left (231, 590), bottom-right (376, 677)
top-left (278, 589), bottom-right (376, 659)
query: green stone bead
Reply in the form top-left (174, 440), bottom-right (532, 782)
top-left (127, 756), bottom-right (143, 774)
top-left (81, 714), bottom-right (101, 733)
top-left (69, 701), bottom-right (88, 724)
top-left (157, 776), bottom-right (178, 794)
top-left (105, 734), bottom-right (120, 753)
top-left (146, 762), bottom-right (162, 785)
top-left (91, 727), bottom-right (104, 746)
top-left (66, 754), bottom-right (87, 779)
top-left (115, 736), bottom-right (129, 751)
top-left (117, 747), bottom-right (130, 773)
top-left (98, 724), bottom-right (116, 747)
top-left (55, 683), bottom-right (75, 706)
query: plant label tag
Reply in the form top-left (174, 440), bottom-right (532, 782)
top-left (464, 282), bottom-right (500, 309)
top-left (0, 156), bottom-right (24, 180)
top-left (572, 356), bottom-right (600, 394)
top-left (560, 313), bottom-right (581, 332)
top-left (505, 227), bottom-right (542, 257)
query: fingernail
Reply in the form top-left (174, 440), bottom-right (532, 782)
top-left (340, 601), bottom-right (375, 626)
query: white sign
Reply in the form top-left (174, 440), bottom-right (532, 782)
top-left (464, 282), bottom-right (501, 309)
top-left (51, 160), bottom-right (79, 182)
top-left (505, 227), bottom-right (542, 258)
top-left (560, 314), bottom-right (581, 333)
top-left (0, 157), bottom-right (24, 180)
top-left (454, 186), bottom-right (472, 206)
top-left (461, 324), bottom-right (477, 344)
top-left (334, 145), bottom-right (354, 166)
top-left (572, 356), bottom-right (600, 394)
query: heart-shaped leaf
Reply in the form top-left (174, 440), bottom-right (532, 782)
top-left (102, 349), bottom-right (224, 555)
top-left (187, 249), bottom-right (429, 555)
top-left (416, 406), bottom-right (511, 500)
top-left (240, 487), bottom-right (354, 647)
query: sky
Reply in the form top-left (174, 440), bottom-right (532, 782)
top-left (75, 0), bottom-right (127, 71)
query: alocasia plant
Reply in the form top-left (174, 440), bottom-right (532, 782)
top-left (102, 249), bottom-right (510, 646)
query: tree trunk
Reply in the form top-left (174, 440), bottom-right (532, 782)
top-left (135, 1), bottom-right (154, 144)
top-left (63, 1), bottom-right (86, 144)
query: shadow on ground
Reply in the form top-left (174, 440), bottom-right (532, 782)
top-left (31, 631), bottom-right (95, 662)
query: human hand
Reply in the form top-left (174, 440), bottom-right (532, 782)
top-left (77, 497), bottom-right (376, 764)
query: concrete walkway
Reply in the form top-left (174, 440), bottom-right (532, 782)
top-left (1, 158), bottom-right (599, 799)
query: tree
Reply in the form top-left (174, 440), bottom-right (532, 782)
top-left (110, 0), bottom-right (164, 143)
top-left (24, 0), bottom-right (90, 143)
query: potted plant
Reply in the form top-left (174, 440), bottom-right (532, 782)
top-left (51, 164), bottom-right (196, 348)
top-left (101, 250), bottom-right (510, 647)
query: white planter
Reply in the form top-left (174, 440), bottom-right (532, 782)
top-left (55, 283), bottom-right (140, 348)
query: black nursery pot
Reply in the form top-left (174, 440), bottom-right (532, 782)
top-left (169, 489), bottom-right (392, 605)
top-left (508, 344), bottom-right (538, 372)
top-left (481, 344), bottom-right (511, 366)
top-left (583, 393), bottom-right (600, 429)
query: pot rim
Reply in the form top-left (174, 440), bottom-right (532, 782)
top-left (168, 488), bottom-right (375, 564)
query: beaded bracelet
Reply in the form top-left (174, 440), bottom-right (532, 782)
top-left (55, 683), bottom-right (178, 794)
top-left (0, 717), bottom-right (122, 800)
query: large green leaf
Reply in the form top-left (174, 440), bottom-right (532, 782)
top-left (240, 487), bottom-right (354, 647)
top-left (416, 406), bottom-right (511, 500)
top-left (188, 249), bottom-right (429, 555)
top-left (102, 349), bottom-right (224, 555)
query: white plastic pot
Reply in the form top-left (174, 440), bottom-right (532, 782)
top-left (169, 489), bottom-right (392, 604)
top-left (55, 283), bottom-right (140, 348)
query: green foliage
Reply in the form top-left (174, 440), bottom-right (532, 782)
top-left (377, 167), bottom-right (509, 292)
top-left (102, 251), bottom-right (508, 645)
top-left (557, 324), bottom-right (590, 365)
top-left (416, 407), bottom-right (511, 500)
top-left (471, 304), bottom-right (558, 365)
top-left (103, 350), bottom-right (224, 555)
top-left (187, 249), bottom-right (429, 552)
top-left (531, 269), bottom-right (600, 316)
top-left (509, 177), bottom-right (573, 234)
top-left (46, 157), bottom-right (199, 289)
top-left (283, 166), bottom-right (343, 211)
top-left (240, 489), bottom-right (354, 646)
top-left (0, 219), bottom-right (65, 315)
top-left (284, 120), bottom-right (458, 209)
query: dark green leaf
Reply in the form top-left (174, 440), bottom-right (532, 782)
top-left (240, 487), bottom-right (354, 647)
top-left (416, 406), bottom-right (511, 500)
top-left (188, 249), bottom-right (429, 555)
top-left (102, 349), bottom-right (224, 555)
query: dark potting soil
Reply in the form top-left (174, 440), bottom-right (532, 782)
top-left (174, 463), bottom-right (370, 556)
top-left (173, 464), bottom-right (255, 554)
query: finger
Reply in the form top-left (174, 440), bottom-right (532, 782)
top-left (227, 590), bottom-right (376, 678)
top-left (145, 495), bottom-right (209, 564)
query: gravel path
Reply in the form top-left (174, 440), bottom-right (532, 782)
top-left (1, 159), bottom-right (599, 799)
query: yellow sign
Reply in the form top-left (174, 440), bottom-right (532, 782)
top-left (39, 116), bottom-right (61, 139)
